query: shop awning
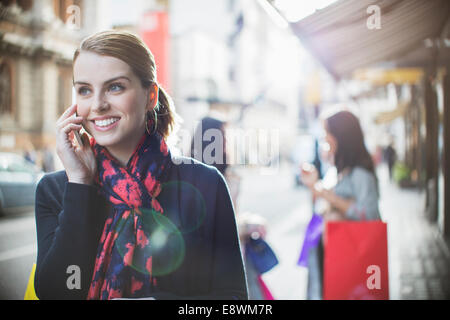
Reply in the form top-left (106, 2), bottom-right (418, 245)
top-left (289, 0), bottom-right (450, 79)
top-left (353, 68), bottom-right (424, 85)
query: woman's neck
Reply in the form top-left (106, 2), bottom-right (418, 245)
top-left (105, 129), bottom-right (146, 167)
top-left (107, 147), bottom-right (134, 167)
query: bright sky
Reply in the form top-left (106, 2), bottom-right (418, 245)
top-left (101, 0), bottom-right (339, 28)
top-left (273, 0), bottom-right (339, 22)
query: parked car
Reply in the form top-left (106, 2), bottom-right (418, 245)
top-left (0, 152), bottom-right (44, 215)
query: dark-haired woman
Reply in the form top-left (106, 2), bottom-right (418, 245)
top-left (34, 30), bottom-right (247, 300)
top-left (301, 109), bottom-right (380, 300)
top-left (302, 110), bottom-right (380, 221)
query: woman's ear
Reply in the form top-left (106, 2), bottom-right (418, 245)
top-left (147, 83), bottom-right (159, 111)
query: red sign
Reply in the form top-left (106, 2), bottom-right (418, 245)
top-left (139, 11), bottom-right (170, 92)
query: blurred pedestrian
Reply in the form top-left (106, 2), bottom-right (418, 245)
top-left (24, 141), bottom-right (37, 165)
top-left (41, 145), bottom-right (55, 173)
top-left (191, 115), bottom-right (243, 210)
top-left (191, 116), bottom-right (274, 300)
top-left (34, 30), bottom-right (247, 300)
top-left (384, 140), bottom-right (396, 181)
top-left (301, 109), bottom-right (381, 299)
top-left (191, 115), bottom-right (276, 300)
top-left (191, 116), bottom-right (228, 176)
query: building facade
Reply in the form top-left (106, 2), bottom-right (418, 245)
top-left (0, 0), bottom-right (98, 163)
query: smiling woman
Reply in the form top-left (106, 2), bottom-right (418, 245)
top-left (72, 51), bottom-right (153, 167)
top-left (33, 30), bottom-right (248, 300)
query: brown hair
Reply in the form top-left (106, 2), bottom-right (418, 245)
top-left (73, 30), bottom-right (177, 139)
top-left (324, 110), bottom-right (376, 178)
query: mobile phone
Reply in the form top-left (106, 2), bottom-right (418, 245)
top-left (72, 86), bottom-right (84, 147)
top-left (74, 112), bottom-right (84, 147)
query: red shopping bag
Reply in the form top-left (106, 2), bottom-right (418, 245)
top-left (323, 221), bottom-right (389, 300)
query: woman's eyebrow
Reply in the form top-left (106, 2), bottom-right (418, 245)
top-left (74, 76), bottom-right (132, 86)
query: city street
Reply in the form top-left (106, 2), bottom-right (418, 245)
top-left (236, 163), bottom-right (312, 300)
top-left (0, 211), bottom-right (36, 300)
top-left (0, 162), bottom-right (449, 300)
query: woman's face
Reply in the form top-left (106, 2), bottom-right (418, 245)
top-left (73, 51), bottom-right (155, 154)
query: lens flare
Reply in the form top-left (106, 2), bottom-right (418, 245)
top-left (158, 180), bottom-right (207, 234)
top-left (115, 208), bottom-right (185, 277)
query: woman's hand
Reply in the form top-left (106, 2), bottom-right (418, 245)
top-left (300, 163), bottom-right (319, 189)
top-left (316, 185), bottom-right (354, 220)
top-left (237, 212), bottom-right (267, 241)
top-left (244, 223), bottom-right (267, 240)
top-left (323, 209), bottom-right (345, 222)
top-left (56, 104), bottom-right (96, 185)
top-left (312, 182), bottom-right (329, 199)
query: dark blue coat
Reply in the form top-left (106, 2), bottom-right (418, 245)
top-left (34, 156), bottom-right (248, 300)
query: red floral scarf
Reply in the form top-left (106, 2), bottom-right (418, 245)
top-left (87, 127), bottom-right (171, 300)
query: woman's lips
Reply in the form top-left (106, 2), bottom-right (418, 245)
top-left (91, 117), bottom-right (120, 132)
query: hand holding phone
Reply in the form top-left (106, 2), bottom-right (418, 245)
top-left (300, 162), bottom-right (319, 189)
top-left (56, 104), bottom-right (96, 185)
top-left (72, 86), bottom-right (85, 147)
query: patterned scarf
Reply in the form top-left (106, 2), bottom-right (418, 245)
top-left (87, 125), bottom-right (171, 300)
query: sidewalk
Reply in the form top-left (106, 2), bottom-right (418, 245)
top-left (378, 165), bottom-right (450, 300)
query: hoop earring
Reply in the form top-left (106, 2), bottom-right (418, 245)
top-left (145, 108), bottom-right (158, 135)
top-left (152, 107), bottom-right (158, 135)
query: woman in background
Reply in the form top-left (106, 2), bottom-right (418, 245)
top-left (302, 109), bottom-right (380, 221)
top-left (301, 109), bottom-right (380, 299)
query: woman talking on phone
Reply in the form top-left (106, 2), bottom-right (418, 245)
top-left (34, 30), bottom-right (247, 300)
